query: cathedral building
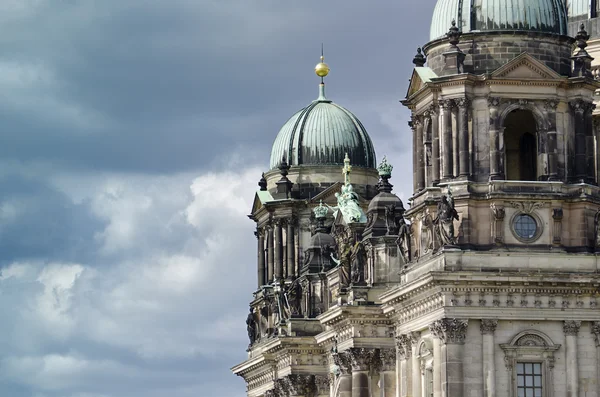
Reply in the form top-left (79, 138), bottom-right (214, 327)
top-left (232, 1), bottom-right (600, 396)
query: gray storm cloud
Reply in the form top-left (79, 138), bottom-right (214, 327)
top-left (0, 1), bottom-right (433, 395)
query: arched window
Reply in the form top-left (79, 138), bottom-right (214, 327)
top-left (500, 330), bottom-right (560, 397)
top-left (504, 110), bottom-right (538, 181)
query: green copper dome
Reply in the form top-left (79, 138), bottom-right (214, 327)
top-left (430, 0), bottom-right (568, 40)
top-left (269, 84), bottom-right (376, 170)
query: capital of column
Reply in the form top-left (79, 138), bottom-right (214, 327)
top-left (591, 321), bottom-right (600, 346)
top-left (332, 351), bottom-right (353, 375)
top-left (487, 96), bottom-right (501, 108)
top-left (396, 334), bottom-right (413, 356)
top-left (439, 99), bottom-right (454, 110)
top-left (570, 99), bottom-right (594, 114)
top-left (480, 319), bottom-right (498, 335)
top-left (379, 348), bottom-right (396, 372)
top-left (395, 334), bottom-right (410, 360)
top-left (412, 114), bottom-right (424, 126)
top-left (430, 318), bottom-right (468, 344)
top-left (349, 347), bottom-right (377, 371)
top-left (428, 103), bottom-right (439, 116)
top-left (544, 99), bottom-right (559, 111)
top-left (456, 97), bottom-right (470, 108)
top-left (281, 374), bottom-right (316, 396)
top-left (563, 320), bottom-right (581, 336)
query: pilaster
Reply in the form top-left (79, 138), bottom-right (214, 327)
top-left (430, 318), bottom-right (468, 397)
top-left (481, 319), bottom-right (498, 397)
top-left (564, 320), bottom-right (581, 397)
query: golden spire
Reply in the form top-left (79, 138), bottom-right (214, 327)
top-left (315, 44), bottom-right (330, 81)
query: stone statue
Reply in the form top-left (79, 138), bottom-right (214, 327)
top-left (350, 241), bottom-right (367, 285)
top-left (259, 305), bottom-right (269, 338)
top-left (284, 280), bottom-right (301, 318)
top-left (433, 188), bottom-right (459, 246)
top-left (246, 307), bottom-right (257, 345)
top-left (328, 184), bottom-right (367, 224)
top-left (420, 208), bottom-right (434, 254)
top-left (385, 204), bottom-right (400, 235)
top-left (274, 279), bottom-right (290, 323)
top-left (331, 226), bottom-right (353, 289)
top-left (396, 217), bottom-right (412, 263)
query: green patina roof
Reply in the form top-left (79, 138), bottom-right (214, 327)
top-left (430, 0), bottom-right (568, 41)
top-left (269, 84), bottom-right (376, 170)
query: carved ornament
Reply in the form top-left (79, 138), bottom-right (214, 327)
top-left (563, 320), bottom-right (581, 336)
top-left (430, 318), bottom-right (468, 344)
top-left (509, 201), bottom-right (546, 214)
top-left (480, 319), bottom-right (498, 335)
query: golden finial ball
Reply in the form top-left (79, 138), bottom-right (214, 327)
top-left (315, 62), bottom-right (330, 77)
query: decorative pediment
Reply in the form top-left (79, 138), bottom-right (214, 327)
top-left (251, 190), bottom-right (274, 215)
top-left (406, 67), bottom-right (437, 98)
top-left (491, 52), bottom-right (563, 80)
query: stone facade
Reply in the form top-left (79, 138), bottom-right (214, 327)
top-left (233, 2), bottom-right (600, 397)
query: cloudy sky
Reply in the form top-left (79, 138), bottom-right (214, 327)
top-left (0, 1), bottom-right (436, 396)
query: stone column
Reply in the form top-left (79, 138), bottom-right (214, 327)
top-left (430, 318), bottom-right (468, 397)
top-left (440, 100), bottom-right (454, 180)
top-left (267, 225), bottom-right (274, 283)
top-left (585, 102), bottom-right (596, 184)
top-left (350, 348), bottom-right (374, 397)
top-left (431, 331), bottom-right (442, 397)
top-left (409, 332), bottom-right (422, 397)
top-left (544, 99), bottom-right (559, 181)
top-left (592, 322), bottom-right (600, 397)
top-left (396, 335), bottom-right (412, 397)
top-left (256, 228), bottom-right (266, 287)
top-left (274, 220), bottom-right (283, 281)
top-left (332, 351), bottom-right (353, 397)
top-left (410, 118), bottom-right (418, 193)
top-left (488, 97), bottom-right (503, 180)
top-left (379, 348), bottom-right (396, 397)
top-left (457, 97), bottom-right (470, 178)
top-left (571, 100), bottom-right (588, 182)
top-left (430, 104), bottom-right (441, 185)
top-left (415, 115), bottom-right (425, 191)
top-left (481, 319), bottom-right (498, 397)
top-left (564, 320), bottom-right (581, 397)
top-left (286, 217), bottom-right (296, 280)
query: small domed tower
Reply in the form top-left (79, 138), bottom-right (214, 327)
top-left (233, 54), bottom-right (408, 396)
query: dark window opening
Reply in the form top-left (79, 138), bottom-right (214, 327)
top-left (504, 110), bottom-right (538, 181)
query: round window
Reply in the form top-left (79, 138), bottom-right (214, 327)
top-left (513, 214), bottom-right (537, 240)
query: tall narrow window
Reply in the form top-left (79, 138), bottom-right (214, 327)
top-left (516, 362), bottom-right (542, 397)
top-left (504, 110), bottom-right (538, 181)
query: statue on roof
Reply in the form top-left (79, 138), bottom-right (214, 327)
top-left (330, 226), bottom-right (353, 289)
top-left (434, 187), bottom-right (460, 246)
top-left (246, 307), bottom-right (257, 346)
top-left (326, 154), bottom-right (367, 224)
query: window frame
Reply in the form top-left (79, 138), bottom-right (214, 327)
top-left (515, 361), bottom-right (544, 397)
top-left (500, 330), bottom-right (560, 397)
top-left (509, 211), bottom-right (543, 243)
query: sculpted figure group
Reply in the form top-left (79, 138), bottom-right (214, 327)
top-left (246, 187), bottom-right (460, 348)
